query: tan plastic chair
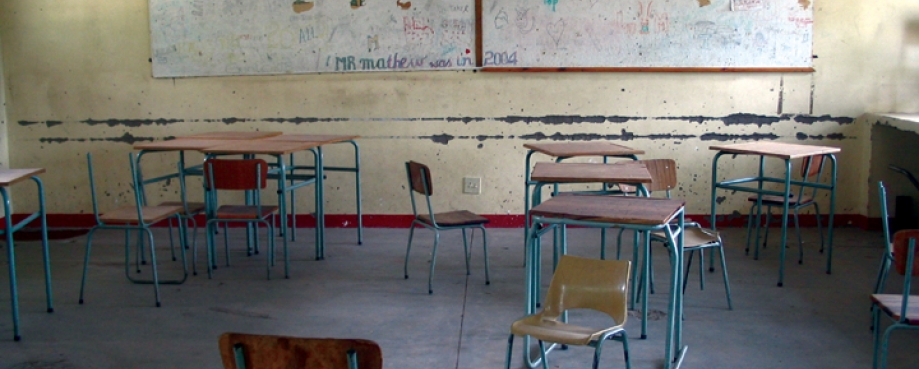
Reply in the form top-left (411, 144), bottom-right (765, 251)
top-left (504, 255), bottom-right (631, 369)
top-left (218, 332), bottom-right (382, 369)
top-left (870, 229), bottom-right (919, 369)
top-left (403, 161), bottom-right (490, 294)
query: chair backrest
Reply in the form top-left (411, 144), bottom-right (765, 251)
top-left (205, 159), bottom-right (269, 191)
top-left (218, 333), bottom-right (383, 369)
top-left (797, 154), bottom-right (827, 199)
top-left (879, 182), bottom-right (893, 255)
top-left (406, 161), bottom-right (433, 196)
top-left (619, 159), bottom-right (677, 196)
top-left (893, 230), bottom-right (919, 277)
top-left (541, 255), bottom-right (630, 325)
top-left (86, 152), bottom-right (145, 223)
top-left (405, 161), bottom-right (437, 222)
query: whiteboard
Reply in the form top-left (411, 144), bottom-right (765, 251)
top-left (149, 0), bottom-right (476, 77)
top-left (481, 0), bottom-right (813, 69)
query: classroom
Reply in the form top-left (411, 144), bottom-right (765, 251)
top-left (1, 0), bottom-right (919, 368)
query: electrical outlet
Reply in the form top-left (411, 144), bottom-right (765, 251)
top-left (463, 177), bottom-right (481, 195)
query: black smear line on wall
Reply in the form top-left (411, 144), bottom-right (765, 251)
top-left (19, 114), bottom-right (856, 129)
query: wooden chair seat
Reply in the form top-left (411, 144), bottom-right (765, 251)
top-left (159, 201), bottom-right (206, 215)
top-left (100, 205), bottom-right (183, 225)
top-left (651, 227), bottom-right (720, 249)
top-left (418, 210), bottom-right (489, 227)
top-left (218, 333), bottom-right (383, 369)
top-left (871, 294), bottom-right (919, 325)
top-left (215, 205), bottom-right (278, 220)
top-left (747, 193), bottom-right (814, 206)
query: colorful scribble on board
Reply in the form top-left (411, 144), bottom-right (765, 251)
top-left (291, 0), bottom-right (314, 13)
top-left (544, 0), bottom-right (558, 12)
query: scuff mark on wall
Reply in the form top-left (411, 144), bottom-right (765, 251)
top-left (798, 0), bottom-right (811, 10)
top-left (697, 0), bottom-right (711, 6)
top-left (700, 133), bottom-right (779, 141)
top-left (720, 114), bottom-right (783, 126)
top-left (39, 132), bottom-right (157, 144)
top-left (18, 114), bottom-right (855, 128)
top-left (426, 134), bottom-right (455, 145)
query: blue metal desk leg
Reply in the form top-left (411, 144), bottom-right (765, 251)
top-left (276, 155), bottom-right (291, 277)
top-left (777, 159), bottom-right (792, 287)
top-left (1, 187), bottom-right (21, 341)
top-left (33, 177), bottom-right (53, 313)
top-left (349, 140), bottom-right (363, 245)
top-left (825, 155), bottom-right (838, 274)
top-left (314, 147), bottom-right (325, 260)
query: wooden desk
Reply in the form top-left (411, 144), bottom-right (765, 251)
top-left (264, 134), bottom-right (364, 246)
top-left (709, 141), bottom-right (841, 287)
top-left (174, 131), bottom-right (283, 140)
top-left (0, 168), bottom-right (53, 341)
top-left (526, 195), bottom-right (687, 369)
top-left (524, 142), bottom-right (645, 159)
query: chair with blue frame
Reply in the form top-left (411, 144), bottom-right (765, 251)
top-left (218, 332), bottom-right (383, 369)
top-left (745, 155), bottom-right (827, 262)
top-left (870, 229), bottom-right (919, 369)
top-left (403, 161), bottom-right (490, 294)
top-left (505, 255), bottom-right (632, 369)
top-left (615, 159), bottom-right (732, 309)
top-left (135, 159), bottom-right (206, 275)
top-left (203, 158), bottom-right (281, 279)
top-left (79, 153), bottom-right (188, 307)
top-left (873, 181), bottom-right (895, 295)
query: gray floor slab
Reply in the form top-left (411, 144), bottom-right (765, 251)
top-left (0, 226), bottom-right (916, 368)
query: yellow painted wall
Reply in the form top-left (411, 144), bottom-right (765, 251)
top-left (0, 0), bottom-right (917, 221)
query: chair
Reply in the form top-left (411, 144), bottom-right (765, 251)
top-left (745, 155), bottom-right (827, 263)
top-left (203, 158), bottom-right (281, 279)
top-left (80, 153), bottom-right (188, 307)
top-left (136, 158), bottom-right (206, 274)
top-left (504, 255), bottom-right (631, 369)
top-left (403, 161), bottom-right (490, 294)
top-left (870, 229), bottom-right (919, 369)
top-left (873, 181), bottom-right (895, 295)
top-left (218, 332), bottom-right (382, 369)
top-left (615, 159), bottom-right (733, 309)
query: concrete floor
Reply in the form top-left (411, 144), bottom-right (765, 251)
top-left (0, 225), bottom-right (916, 369)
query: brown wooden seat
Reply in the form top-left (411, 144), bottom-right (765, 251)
top-left (218, 332), bottom-right (382, 369)
top-left (99, 205), bottom-right (184, 225)
top-left (417, 210), bottom-right (488, 227)
top-left (159, 201), bottom-right (206, 214)
top-left (403, 161), bottom-right (490, 294)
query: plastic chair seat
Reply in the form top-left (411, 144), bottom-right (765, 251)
top-left (215, 205), bottom-right (279, 220)
top-left (747, 193), bottom-right (814, 206)
top-left (159, 201), bottom-right (206, 215)
top-left (417, 210), bottom-right (488, 227)
top-left (511, 315), bottom-right (624, 346)
top-left (871, 294), bottom-right (919, 324)
top-left (100, 205), bottom-right (184, 225)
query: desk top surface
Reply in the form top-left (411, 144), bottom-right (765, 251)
top-left (530, 195), bottom-right (684, 226)
top-left (174, 131), bottom-right (283, 140)
top-left (524, 142), bottom-right (645, 158)
top-left (201, 140), bottom-right (320, 155)
top-left (134, 139), bottom-right (234, 151)
top-left (530, 162), bottom-right (652, 183)
top-left (264, 134), bottom-right (359, 144)
top-left (709, 141), bottom-right (841, 159)
top-left (0, 168), bottom-right (45, 186)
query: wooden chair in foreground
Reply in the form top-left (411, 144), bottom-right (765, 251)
top-left (403, 161), bottom-right (490, 294)
top-left (870, 229), bottom-right (919, 369)
top-left (218, 333), bottom-right (382, 369)
top-left (505, 255), bottom-right (632, 369)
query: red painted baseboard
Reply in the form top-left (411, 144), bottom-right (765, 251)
top-left (4, 213), bottom-right (872, 230)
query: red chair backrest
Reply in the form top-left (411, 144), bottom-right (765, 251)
top-left (801, 155), bottom-right (824, 179)
top-left (205, 159), bottom-right (269, 190)
top-left (893, 229), bottom-right (919, 277)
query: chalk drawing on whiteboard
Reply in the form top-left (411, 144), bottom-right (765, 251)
top-left (515, 8), bottom-right (536, 33)
top-left (547, 19), bottom-right (566, 47)
top-left (494, 9), bottom-right (508, 30)
top-left (544, 0), bottom-right (558, 12)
